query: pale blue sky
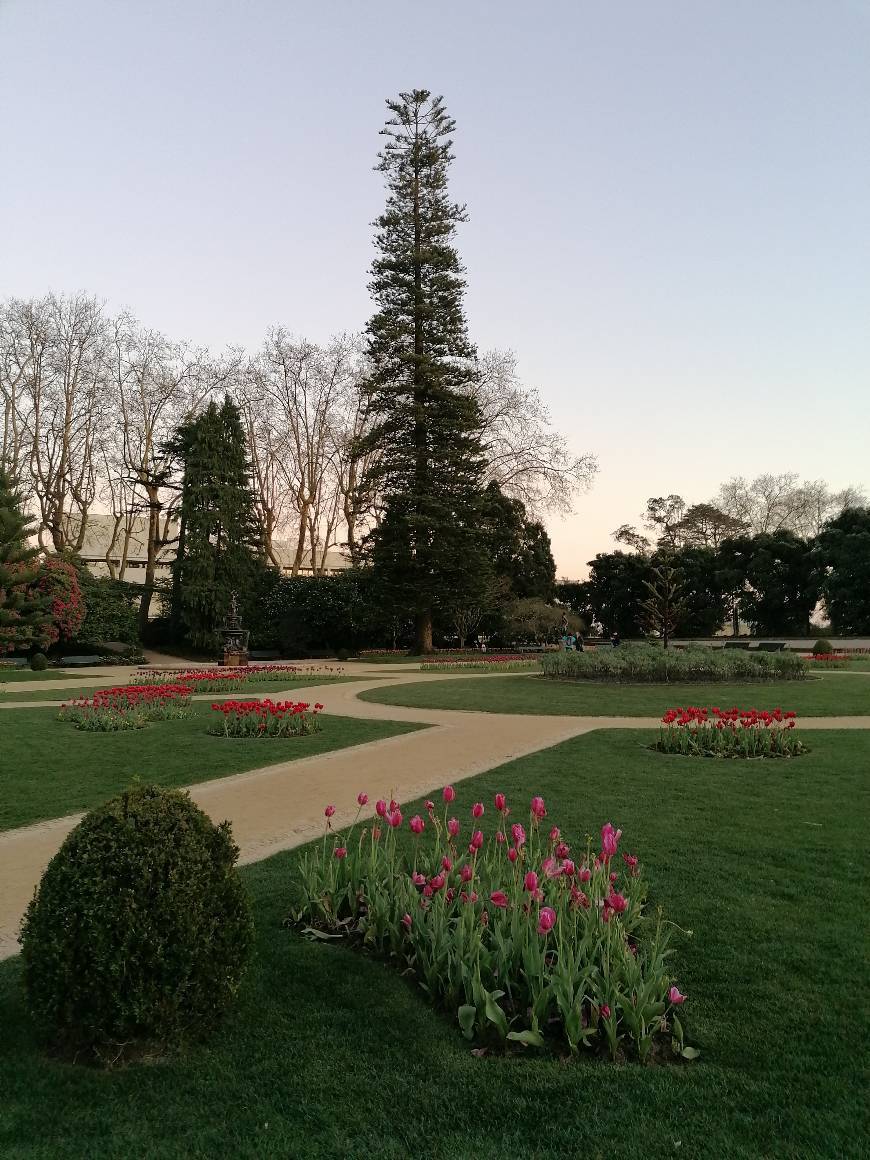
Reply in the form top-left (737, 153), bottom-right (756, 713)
top-left (1, 0), bottom-right (867, 574)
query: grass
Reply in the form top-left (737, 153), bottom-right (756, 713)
top-left (0, 727), bottom-right (866, 1158)
top-left (0, 670), bottom-right (73, 684)
top-left (0, 674), bottom-right (391, 704)
top-left (360, 672), bottom-right (870, 716)
top-left (0, 703), bottom-right (421, 832)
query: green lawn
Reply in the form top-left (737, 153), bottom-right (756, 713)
top-left (0, 674), bottom-right (391, 704)
top-left (0, 703), bottom-right (421, 831)
top-left (360, 672), bottom-right (870, 716)
top-left (0, 727), bottom-right (866, 1158)
top-left (0, 670), bottom-right (73, 684)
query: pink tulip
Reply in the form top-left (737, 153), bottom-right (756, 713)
top-left (460, 864), bottom-right (473, 882)
top-left (357, 792), bottom-right (368, 807)
top-left (562, 859), bottom-right (576, 877)
top-left (549, 826), bottom-right (560, 842)
top-left (490, 890), bottom-right (509, 908)
top-left (470, 830), bottom-right (484, 850)
top-left (507, 847), bottom-right (518, 863)
top-left (334, 846), bottom-right (347, 859)
top-left (389, 799), bottom-right (398, 812)
top-left (387, 809), bottom-right (403, 828)
top-left (325, 805), bottom-right (336, 818)
top-left (511, 822), bottom-right (526, 848)
top-left (441, 855), bottom-right (453, 871)
top-left (409, 815), bottom-right (424, 835)
top-left (524, 870), bottom-right (539, 892)
top-left (494, 792), bottom-right (506, 812)
top-left (411, 871), bottom-right (426, 887)
top-left (530, 796), bottom-right (547, 820)
top-left (402, 912), bottom-right (412, 930)
top-left (610, 871), bottom-right (618, 883)
top-left (430, 873), bottom-right (445, 892)
top-left (445, 887), bottom-right (455, 903)
top-left (622, 853), bottom-right (638, 870)
top-left (578, 866), bottom-right (591, 883)
top-left (424, 800), bottom-right (435, 813)
top-left (422, 884), bottom-right (433, 898)
top-left (600, 821), bottom-right (622, 859)
top-left (447, 817), bottom-right (460, 838)
top-left (471, 802), bottom-right (484, 818)
top-left (495, 831), bottom-right (506, 845)
top-left (570, 886), bottom-right (590, 909)
top-left (541, 857), bottom-right (562, 879)
top-left (668, 986), bottom-right (686, 1005)
top-left (608, 891), bottom-right (628, 913)
top-left (537, 906), bottom-right (556, 935)
top-left (443, 785), bottom-right (456, 803)
top-left (375, 799), bottom-right (388, 818)
top-left (600, 1004), bottom-right (611, 1019)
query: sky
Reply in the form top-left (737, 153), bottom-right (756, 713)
top-left (1, 0), bottom-right (868, 577)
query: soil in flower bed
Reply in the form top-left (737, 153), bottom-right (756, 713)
top-left (0, 728), bottom-right (866, 1159)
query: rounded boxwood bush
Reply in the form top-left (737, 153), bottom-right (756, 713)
top-left (19, 784), bottom-right (253, 1061)
top-left (812, 638), bottom-right (833, 656)
top-left (29, 652), bottom-right (48, 671)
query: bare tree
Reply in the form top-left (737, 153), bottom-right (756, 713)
top-left (473, 350), bottom-right (597, 516)
top-left (715, 473), bottom-right (867, 537)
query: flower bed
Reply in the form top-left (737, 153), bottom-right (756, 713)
top-left (59, 684), bottom-right (193, 731)
top-left (654, 706), bottom-right (804, 758)
top-left (421, 655), bottom-right (540, 672)
top-left (541, 644), bottom-right (807, 684)
top-left (208, 699), bottom-right (323, 738)
top-left (290, 790), bottom-right (695, 1063)
top-left (134, 664), bottom-right (341, 693)
top-left (807, 653), bottom-right (850, 669)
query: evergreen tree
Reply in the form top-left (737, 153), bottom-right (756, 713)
top-left (360, 90), bottom-right (488, 653)
top-left (170, 397), bottom-right (263, 651)
top-left (640, 552), bottom-right (686, 648)
top-left (482, 481), bottom-right (556, 601)
top-left (816, 507), bottom-right (870, 633)
top-left (0, 472), bottom-right (51, 653)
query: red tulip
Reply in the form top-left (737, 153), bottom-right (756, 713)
top-left (375, 799), bottom-right (388, 818)
top-left (411, 871), bottom-right (426, 887)
top-left (460, 864), bottom-right (473, 882)
top-left (387, 809), bottom-right (403, 828)
top-left (490, 890), bottom-right (509, 908)
top-left (441, 855), bottom-right (453, 871)
top-left (524, 870), bottom-right (539, 893)
top-left (401, 913), bottom-right (412, 930)
top-left (507, 848), bottom-right (518, 863)
top-left (494, 792), bottom-right (506, 812)
top-left (447, 817), bottom-right (460, 838)
top-left (537, 906), bottom-right (556, 935)
top-left (333, 846), bottom-right (347, 859)
top-left (357, 792), bottom-right (369, 807)
top-left (530, 796), bottom-right (547, 820)
top-left (471, 802), bottom-right (484, 818)
top-left (324, 805), bottom-right (336, 818)
top-left (443, 785), bottom-right (456, 803)
top-left (409, 815), bottom-right (424, 835)
top-left (600, 1004), bottom-right (611, 1019)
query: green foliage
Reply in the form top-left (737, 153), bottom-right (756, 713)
top-left (502, 597), bottom-right (581, 643)
top-left (360, 90), bottom-right (489, 652)
top-left (29, 652), bottom-right (48, 671)
top-left (74, 567), bottom-right (141, 645)
top-left (264, 570), bottom-right (389, 655)
top-left (812, 638), bottom-right (833, 655)
top-left (170, 397), bottom-right (266, 651)
top-left (540, 643), bottom-right (807, 683)
top-left (0, 471), bottom-right (52, 653)
top-left (482, 481), bottom-right (556, 600)
top-left (19, 784), bottom-right (253, 1059)
top-left (577, 551), bottom-right (651, 637)
top-left (640, 553), bottom-right (685, 646)
top-left (720, 531), bottom-right (821, 635)
top-left (816, 507), bottom-right (870, 633)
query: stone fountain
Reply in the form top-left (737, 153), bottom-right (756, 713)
top-left (222, 591), bottom-right (250, 667)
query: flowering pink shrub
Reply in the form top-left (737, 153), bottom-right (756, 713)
top-left (655, 706), bottom-right (805, 758)
top-left (34, 557), bottom-right (85, 647)
top-left (59, 684), bottom-right (192, 731)
top-left (290, 791), bottom-right (695, 1063)
top-left (209, 699), bottom-right (323, 738)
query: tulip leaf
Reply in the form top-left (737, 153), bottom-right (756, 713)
top-left (507, 1028), bottom-right (545, 1048)
top-left (681, 1045), bottom-right (700, 1060)
top-left (300, 927), bottom-right (343, 941)
top-left (483, 992), bottom-right (509, 1041)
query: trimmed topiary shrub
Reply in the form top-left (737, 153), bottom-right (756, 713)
top-left (29, 652), bottom-right (48, 671)
top-left (335, 647), bottom-right (351, 662)
top-left (812, 638), bottom-right (833, 656)
top-left (19, 784), bottom-right (253, 1062)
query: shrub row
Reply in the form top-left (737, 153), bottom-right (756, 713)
top-left (540, 644), bottom-right (807, 683)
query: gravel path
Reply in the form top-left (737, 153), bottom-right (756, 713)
top-left (2, 666), bottom-right (868, 961)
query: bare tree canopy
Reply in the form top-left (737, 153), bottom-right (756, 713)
top-left (714, 474), bottom-right (867, 538)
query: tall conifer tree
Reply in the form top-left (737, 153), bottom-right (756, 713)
top-left (0, 471), bottom-right (51, 653)
top-left (361, 90), bottom-right (489, 653)
top-left (170, 397), bottom-right (262, 650)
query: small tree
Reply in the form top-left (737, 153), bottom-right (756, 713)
top-left (640, 554), bottom-right (685, 648)
top-left (0, 472), bottom-right (51, 653)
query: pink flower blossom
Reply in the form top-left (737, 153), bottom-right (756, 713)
top-left (425, 800), bottom-right (435, 813)
top-left (357, 793), bottom-right (369, 807)
top-left (537, 906), bottom-right (556, 935)
top-left (562, 859), bottom-right (576, 877)
top-left (443, 785), bottom-right (456, 803)
top-left (470, 830), bottom-right (484, 850)
top-left (411, 871), bottom-right (426, 887)
top-left (334, 846), bottom-right (347, 859)
top-left (608, 891), bottom-right (628, 913)
top-left (601, 821), bottom-right (622, 859)
top-left (668, 986), bottom-right (687, 1005)
top-left (445, 888), bottom-right (455, 903)
top-left (622, 853), bottom-right (638, 870)
top-left (490, 890), bottom-right (509, 908)
top-left (555, 842), bottom-right (571, 859)
top-left (496, 831), bottom-right (506, 845)
top-left (372, 826), bottom-right (382, 841)
top-left (578, 866), bottom-right (591, 883)
top-left (610, 871), bottom-right (618, 883)
top-left (600, 1004), bottom-right (611, 1019)
top-left (524, 870), bottom-right (539, 893)
top-left (387, 809), bottom-right (403, 828)
top-left (471, 802), bottom-right (484, 818)
top-left (494, 792), bottom-right (507, 812)
top-left (530, 796), bottom-right (547, 820)
top-left (409, 815), bottom-right (424, 835)
top-left (441, 855), bottom-right (453, 871)
top-left (447, 817), bottom-right (460, 838)
top-left (402, 912), bottom-right (412, 930)
top-left (549, 826), bottom-right (560, 842)
top-left (570, 886), bottom-right (590, 909)
top-left (511, 822), bottom-right (526, 848)
top-left (507, 847), bottom-right (518, 863)
top-left (541, 857), bottom-right (562, 879)
top-left (325, 804), bottom-right (336, 818)
top-left (430, 873), bottom-right (446, 892)
top-left (375, 799), bottom-right (388, 818)
top-left (460, 864), bottom-right (473, 883)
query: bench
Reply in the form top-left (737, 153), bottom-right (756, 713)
top-left (723, 641), bottom-right (751, 650)
top-left (59, 655), bottom-right (104, 667)
top-left (755, 642), bottom-right (786, 652)
top-left (249, 649), bottom-right (281, 661)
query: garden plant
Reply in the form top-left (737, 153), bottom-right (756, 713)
top-left (291, 788), bottom-right (694, 1063)
top-left (58, 683), bottom-right (193, 731)
top-left (209, 698), bottom-right (323, 738)
top-left (420, 655), bottom-right (540, 672)
top-left (541, 643), bottom-right (806, 683)
top-left (654, 706), bottom-right (804, 758)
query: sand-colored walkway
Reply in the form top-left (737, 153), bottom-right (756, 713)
top-left (2, 665), bottom-right (869, 960)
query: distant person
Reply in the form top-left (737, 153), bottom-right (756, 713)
top-left (576, 634), bottom-right (585, 652)
top-left (611, 631), bottom-right (621, 648)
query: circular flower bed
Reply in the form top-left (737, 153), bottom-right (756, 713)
top-left (58, 684), bottom-right (193, 731)
top-left (653, 706), bottom-right (805, 758)
top-left (208, 699), bottom-right (323, 738)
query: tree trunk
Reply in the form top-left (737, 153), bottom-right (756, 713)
top-left (415, 609), bottom-right (433, 654)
